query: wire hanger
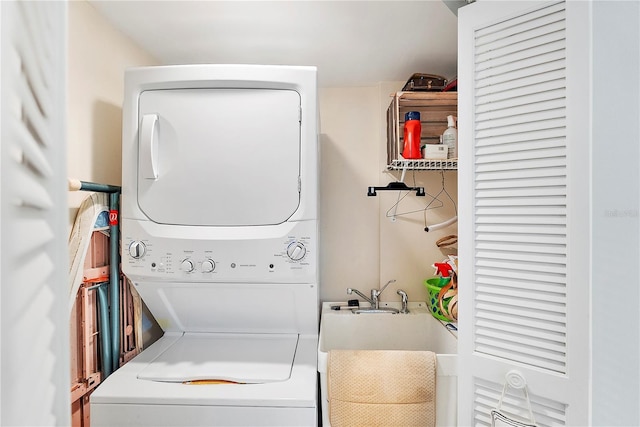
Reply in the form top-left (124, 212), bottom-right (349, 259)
top-left (423, 169), bottom-right (458, 232)
top-left (368, 165), bottom-right (425, 197)
top-left (367, 181), bottom-right (425, 197)
top-left (381, 167), bottom-right (444, 221)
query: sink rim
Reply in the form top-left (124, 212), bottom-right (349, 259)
top-left (351, 307), bottom-right (400, 314)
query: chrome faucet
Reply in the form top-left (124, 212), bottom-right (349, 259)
top-left (371, 279), bottom-right (396, 309)
top-left (347, 279), bottom-right (396, 309)
top-left (397, 289), bottom-right (409, 314)
top-left (346, 287), bottom-right (375, 306)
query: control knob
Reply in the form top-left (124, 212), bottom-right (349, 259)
top-left (128, 241), bottom-right (146, 259)
top-left (180, 259), bottom-right (194, 272)
top-left (201, 259), bottom-right (216, 273)
top-left (286, 241), bottom-right (307, 261)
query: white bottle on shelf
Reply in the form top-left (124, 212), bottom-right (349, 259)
top-left (442, 115), bottom-right (457, 159)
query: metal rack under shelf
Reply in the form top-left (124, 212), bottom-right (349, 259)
top-left (388, 159), bottom-right (458, 170)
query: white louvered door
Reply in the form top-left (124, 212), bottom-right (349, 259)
top-left (458, 1), bottom-right (590, 425)
top-left (1, 1), bottom-right (70, 425)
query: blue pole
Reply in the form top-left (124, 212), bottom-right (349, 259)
top-left (109, 192), bottom-right (120, 373)
top-left (78, 180), bottom-right (121, 193)
top-left (95, 283), bottom-right (113, 378)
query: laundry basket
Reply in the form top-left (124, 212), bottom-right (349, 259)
top-left (424, 276), bottom-right (457, 322)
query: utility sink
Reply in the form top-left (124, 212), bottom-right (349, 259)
top-left (317, 301), bottom-right (458, 427)
top-left (319, 302), bottom-right (457, 351)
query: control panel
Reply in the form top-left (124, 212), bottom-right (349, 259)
top-left (122, 220), bottom-right (317, 283)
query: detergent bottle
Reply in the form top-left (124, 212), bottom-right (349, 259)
top-left (402, 111), bottom-right (422, 159)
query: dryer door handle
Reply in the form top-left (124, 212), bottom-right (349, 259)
top-left (140, 114), bottom-right (159, 180)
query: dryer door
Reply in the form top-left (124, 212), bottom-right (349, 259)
top-left (137, 88), bottom-right (301, 226)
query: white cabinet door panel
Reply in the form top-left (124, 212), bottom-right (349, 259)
top-left (458, 1), bottom-right (589, 425)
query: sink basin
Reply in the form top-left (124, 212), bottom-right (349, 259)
top-left (317, 301), bottom-right (458, 427)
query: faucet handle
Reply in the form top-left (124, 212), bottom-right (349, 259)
top-left (371, 280), bottom-right (397, 310)
top-left (379, 279), bottom-right (396, 294)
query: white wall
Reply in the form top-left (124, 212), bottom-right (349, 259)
top-left (319, 83), bottom-right (458, 305)
top-left (67, 0), bottom-right (158, 228)
top-left (319, 86), bottom-right (382, 302)
top-left (591, 1), bottom-right (640, 424)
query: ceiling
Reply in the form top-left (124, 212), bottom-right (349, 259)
top-left (89, 0), bottom-right (459, 88)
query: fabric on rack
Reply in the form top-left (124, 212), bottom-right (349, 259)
top-left (68, 192), bottom-right (109, 313)
top-left (491, 410), bottom-right (538, 427)
top-left (128, 277), bottom-right (144, 352)
top-left (328, 349), bottom-right (436, 427)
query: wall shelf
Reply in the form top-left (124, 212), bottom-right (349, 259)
top-left (388, 159), bottom-right (458, 171)
top-left (386, 91), bottom-right (457, 170)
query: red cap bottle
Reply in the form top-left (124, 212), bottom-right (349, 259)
top-left (402, 111), bottom-right (422, 159)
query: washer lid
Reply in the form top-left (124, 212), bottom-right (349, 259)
top-left (137, 333), bottom-right (298, 384)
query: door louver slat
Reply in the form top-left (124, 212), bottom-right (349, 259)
top-left (474, 2), bottom-right (566, 43)
top-left (475, 167), bottom-right (566, 182)
top-left (476, 319), bottom-right (565, 344)
top-left (17, 2), bottom-right (53, 93)
top-left (476, 138), bottom-right (566, 157)
top-left (476, 293), bottom-right (565, 314)
top-left (14, 164), bottom-right (55, 209)
top-left (477, 231), bottom-right (565, 246)
top-left (476, 328), bottom-right (566, 355)
top-left (476, 287), bottom-right (566, 307)
top-left (475, 157), bottom-right (566, 173)
top-left (475, 69), bottom-right (566, 99)
top-left (475, 77), bottom-right (565, 106)
top-left (475, 107), bottom-right (565, 132)
top-left (476, 178), bottom-right (566, 192)
top-left (478, 58), bottom-right (566, 89)
top-left (475, 342), bottom-right (565, 372)
top-left (476, 118), bottom-right (565, 140)
top-left (476, 186), bottom-right (566, 198)
top-left (476, 30), bottom-right (565, 65)
top-left (14, 218), bottom-right (55, 258)
top-left (476, 266), bottom-right (566, 286)
top-left (476, 310), bottom-right (567, 334)
top-left (12, 117), bottom-right (54, 177)
top-left (476, 275), bottom-right (567, 293)
top-left (477, 249), bottom-right (566, 265)
top-left (475, 17), bottom-right (565, 53)
top-left (476, 215), bottom-right (566, 226)
top-left (476, 57), bottom-right (565, 90)
top-left (476, 258), bottom-right (566, 275)
top-left (477, 241), bottom-right (566, 256)
top-left (13, 253), bottom-right (55, 309)
top-left (17, 75), bottom-right (53, 148)
top-left (476, 301), bottom-right (565, 324)
top-left (475, 126), bottom-right (565, 146)
top-left (476, 208), bottom-right (566, 220)
top-left (476, 197), bottom-right (565, 209)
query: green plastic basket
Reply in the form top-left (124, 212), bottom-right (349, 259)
top-left (424, 277), bottom-right (452, 321)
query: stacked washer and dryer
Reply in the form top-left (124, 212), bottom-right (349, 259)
top-left (91, 65), bottom-right (319, 426)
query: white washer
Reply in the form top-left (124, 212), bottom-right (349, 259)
top-left (91, 65), bottom-right (319, 426)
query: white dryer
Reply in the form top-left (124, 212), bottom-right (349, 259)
top-left (91, 65), bottom-right (319, 426)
